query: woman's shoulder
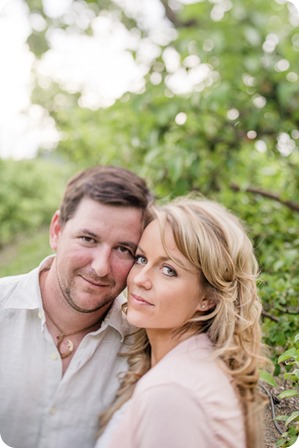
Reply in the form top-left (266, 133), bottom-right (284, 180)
top-left (131, 336), bottom-right (245, 448)
top-left (135, 333), bottom-right (240, 409)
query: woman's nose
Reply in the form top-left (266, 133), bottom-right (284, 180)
top-left (130, 266), bottom-right (152, 290)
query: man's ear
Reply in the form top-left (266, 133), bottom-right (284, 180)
top-left (49, 211), bottom-right (62, 251)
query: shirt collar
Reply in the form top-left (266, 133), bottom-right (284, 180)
top-left (3, 255), bottom-right (55, 311)
top-left (102, 293), bottom-right (131, 341)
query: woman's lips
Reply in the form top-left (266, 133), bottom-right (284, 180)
top-left (130, 293), bottom-right (154, 306)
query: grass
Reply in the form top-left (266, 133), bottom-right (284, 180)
top-left (0, 227), bottom-right (53, 277)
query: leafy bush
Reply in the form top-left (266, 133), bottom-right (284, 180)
top-left (0, 158), bottom-right (74, 248)
top-left (274, 334), bottom-right (299, 447)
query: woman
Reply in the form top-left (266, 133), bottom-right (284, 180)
top-left (96, 196), bottom-right (267, 448)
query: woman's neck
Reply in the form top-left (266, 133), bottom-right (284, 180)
top-left (147, 329), bottom-right (194, 367)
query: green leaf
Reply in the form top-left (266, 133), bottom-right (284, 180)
top-left (284, 373), bottom-right (298, 382)
top-left (275, 415), bottom-right (288, 422)
top-left (285, 411), bottom-right (299, 427)
top-left (277, 390), bottom-right (299, 399)
top-left (259, 370), bottom-right (278, 387)
top-left (288, 435), bottom-right (299, 447)
top-left (278, 349), bottom-right (298, 363)
top-left (275, 435), bottom-right (288, 447)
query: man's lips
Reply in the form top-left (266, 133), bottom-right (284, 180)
top-left (79, 275), bottom-right (111, 287)
top-left (130, 293), bottom-right (154, 306)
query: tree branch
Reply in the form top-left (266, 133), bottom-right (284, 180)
top-left (230, 183), bottom-right (299, 213)
top-left (262, 311), bottom-right (280, 322)
top-left (160, 0), bottom-right (198, 27)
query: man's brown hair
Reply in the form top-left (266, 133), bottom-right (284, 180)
top-left (59, 165), bottom-right (154, 227)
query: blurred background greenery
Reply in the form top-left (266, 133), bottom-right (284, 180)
top-left (0, 1), bottom-right (298, 445)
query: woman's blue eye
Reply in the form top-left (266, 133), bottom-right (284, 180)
top-left (135, 255), bottom-right (147, 265)
top-left (161, 266), bottom-right (177, 277)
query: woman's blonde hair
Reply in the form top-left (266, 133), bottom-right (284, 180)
top-left (100, 196), bottom-right (267, 447)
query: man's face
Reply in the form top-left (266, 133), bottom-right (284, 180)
top-left (49, 197), bottom-right (143, 313)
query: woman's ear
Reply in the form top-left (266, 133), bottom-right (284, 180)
top-left (49, 210), bottom-right (62, 251)
top-left (196, 298), bottom-right (215, 312)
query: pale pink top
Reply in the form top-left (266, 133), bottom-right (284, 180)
top-left (97, 333), bottom-right (246, 448)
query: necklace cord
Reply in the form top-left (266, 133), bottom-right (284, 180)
top-left (44, 308), bottom-right (104, 359)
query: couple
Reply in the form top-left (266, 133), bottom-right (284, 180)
top-left (0, 166), bottom-right (266, 448)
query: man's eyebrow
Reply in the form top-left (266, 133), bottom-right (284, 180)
top-left (79, 229), bottom-right (138, 251)
top-left (79, 229), bottom-right (97, 238)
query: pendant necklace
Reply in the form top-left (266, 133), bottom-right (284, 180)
top-left (44, 308), bottom-right (103, 359)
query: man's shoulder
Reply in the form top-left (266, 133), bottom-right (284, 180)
top-left (0, 265), bottom-right (41, 310)
top-left (0, 256), bottom-right (54, 290)
top-left (0, 272), bottom-right (29, 310)
top-left (0, 272), bottom-right (29, 286)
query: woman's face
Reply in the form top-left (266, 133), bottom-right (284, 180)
top-left (127, 219), bottom-right (205, 331)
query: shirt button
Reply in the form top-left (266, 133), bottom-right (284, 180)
top-left (51, 353), bottom-right (58, 360)
top-left (49, 407), bottom-right (57, 415)
top-left (38, 310), bottom-right (44, 319)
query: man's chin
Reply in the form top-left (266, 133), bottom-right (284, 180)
top-left (72, 295), bottom-right (117, 314)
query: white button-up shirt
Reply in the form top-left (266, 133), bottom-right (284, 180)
top-left (0, 257), bottom-right (131, 448)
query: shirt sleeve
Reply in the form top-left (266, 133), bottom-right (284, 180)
top-left (130, 383), bottom-right (213, 448)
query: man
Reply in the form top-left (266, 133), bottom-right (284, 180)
top-left (0, 165), bottom-right (153, 448)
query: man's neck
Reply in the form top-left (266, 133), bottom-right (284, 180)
top-left (39, 267), bottom-right (110, 374)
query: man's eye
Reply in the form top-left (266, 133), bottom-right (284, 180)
top-left (80, 236), bottom-right (96, 244)
top-left (161, 266), bottom-right (177, 277)
top-left (135, 255), bottom-right (147, 265)
top-left (117, 246), bottom-right (134, 258)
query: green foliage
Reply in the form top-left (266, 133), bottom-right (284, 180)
top-left (0, 227), bottom-right (51, 276)
top-left (274, 334), bottom-right (299, 447)
top-left (27, 0), bottom-right (299, 207)
top-left (0, 158), bottom-right (74, 248)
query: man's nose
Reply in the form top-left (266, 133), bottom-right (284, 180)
top-left (90, 247), bottom-right (111, 277)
